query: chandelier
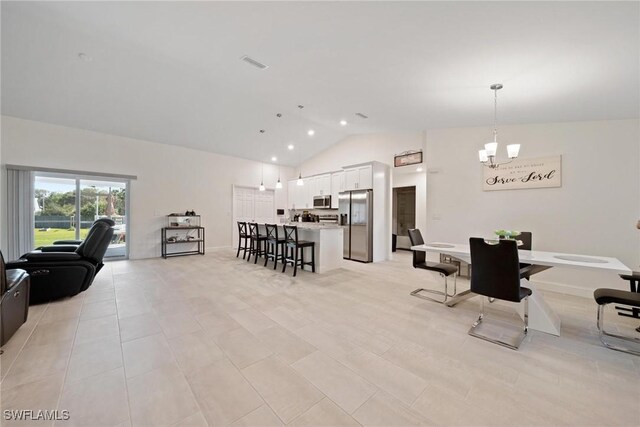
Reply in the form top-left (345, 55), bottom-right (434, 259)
top-left (478, 84), bottom-right (520, 168)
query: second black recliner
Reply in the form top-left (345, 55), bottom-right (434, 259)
top-left (7, 219), bottom-right (115, 304)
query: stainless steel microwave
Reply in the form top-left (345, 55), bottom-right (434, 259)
top-left (313, 195), bottom-right (332, 209)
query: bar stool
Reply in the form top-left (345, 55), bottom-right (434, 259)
top-left (236, 221), bottom-right (250, 259)
top-left (282, 225), bottom-right (315, 277)
top-left (264, 224), bottom-right (286, 270)
top-left (247, 223), bottom-right (267, 264)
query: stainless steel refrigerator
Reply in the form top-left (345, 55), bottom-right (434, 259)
top-left (339, 189), bottom-right (373, 262)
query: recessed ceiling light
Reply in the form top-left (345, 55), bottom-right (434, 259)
top-left (77, 53), bottom-right (93, 62)
top-left (271, 156), bottom-right (277, 162)
top-left (307, 130), bottom-right (315, 136)
top-left (288, 144), bottom-right (294, 150)
top-left (340, 120), bottom-right (347, 126)
top-left (416, 167), bottom-right (423, 172)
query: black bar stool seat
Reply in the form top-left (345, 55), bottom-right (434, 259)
top-left (282, 225), bottom-right (315, 277)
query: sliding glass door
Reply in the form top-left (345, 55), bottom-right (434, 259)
top-left (34, 173), bottom-right (129, 259)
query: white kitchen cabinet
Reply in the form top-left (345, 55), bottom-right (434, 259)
top-left (345, 168), bottom-right (359, 190)
top-left (330, 171), bottom-right (344, 209)
top-left (344, 165), bottom-right (373, 190)
top-left (357, 166), bottom-right (373, 189)
top-left (316, 174), bottom-right (331, 196)
top-left (297, 180), bottom-right (309, 209)
top-left (287, 180), bottom-right (297, 209)
top-left (306, 176), bottom-right (318, 205)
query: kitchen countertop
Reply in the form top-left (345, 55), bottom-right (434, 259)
top-left (282, 222), bottom-right (342, 230)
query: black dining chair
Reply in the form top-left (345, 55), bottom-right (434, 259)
top-left (264, 224), bottom-right (286, 270)
top-left (247, 223), bottom-right (267, 264)
top-left (593, 288), bottom-right (640, 355)
top-left (468, 237), bottom-right (532, 350)
top-left (407, 229), bottom-right (458, 303)
top-left (236, 221), bottom-right (250, 259)
top-left (282, 225), bottom-right (315, 277)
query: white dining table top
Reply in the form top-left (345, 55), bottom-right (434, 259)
top-left (411, 242), bottom-right (632, 275)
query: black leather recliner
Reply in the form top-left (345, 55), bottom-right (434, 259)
top-left (1, 251), bottom-right (30, 346)
top-left (7, 219), bottom-right (115, 304)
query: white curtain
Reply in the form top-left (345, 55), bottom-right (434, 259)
top-left (6, 168), bottom-right (34, 260)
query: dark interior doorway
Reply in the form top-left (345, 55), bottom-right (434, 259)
top-left (393, 186), bottom-right (416, 250)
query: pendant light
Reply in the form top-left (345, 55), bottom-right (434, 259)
top-left (276, 165), bottom-right (283, 189)
top-left (275, 113), bottom-right (283, 189)
top-left (293, 117), bottom-right (304, 185)
top-left (259, 163), bottom-right (266, 191)
top-left (478, 84), bottom-right (521, 168)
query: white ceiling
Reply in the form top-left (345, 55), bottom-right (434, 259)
top-left (2, 1), bottom-right (638, 166)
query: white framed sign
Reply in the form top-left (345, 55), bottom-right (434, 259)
top-left (483, 155), bottom-right (562, 191)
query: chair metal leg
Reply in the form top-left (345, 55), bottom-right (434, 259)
top-left (410, 273), bottom-right (457, 304)
top-left (468, 296), bottom-right (529, 350)
top-left (597, 304), bottom-right (640, 356)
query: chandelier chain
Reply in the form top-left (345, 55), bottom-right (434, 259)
top-left (493, 86), bottom-right (498, 142)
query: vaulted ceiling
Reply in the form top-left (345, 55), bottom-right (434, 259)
top-left (2, 1), bottom-right (638, 166)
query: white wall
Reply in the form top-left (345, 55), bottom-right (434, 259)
top-left (301, 132), bottom-right (425, 176)
top-left (425, 119), bottom-right (640, 294)
top-left (1, 116), bottom-right (295, 259)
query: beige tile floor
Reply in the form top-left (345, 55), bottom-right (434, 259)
top-left (1, 250), bottom-right (639, 427)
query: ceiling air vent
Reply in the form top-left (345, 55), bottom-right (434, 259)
top-left (355, 113), bottom-right (368, 119)
top-left (240, 55), bottom-right (269, 70)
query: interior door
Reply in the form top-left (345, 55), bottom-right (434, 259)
top-left (232, 187), bottom-right (255, 248)
top-left (254, 190), bottom-right (275, 224)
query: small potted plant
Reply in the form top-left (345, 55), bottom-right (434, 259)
top-left (494, 229), bottom-right (521, 240)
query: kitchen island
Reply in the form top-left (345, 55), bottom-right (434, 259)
top-left (283, 223), bottom-right (344, 274)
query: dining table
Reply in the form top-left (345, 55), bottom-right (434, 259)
top-left (410, 242), bottom-right (632, 336)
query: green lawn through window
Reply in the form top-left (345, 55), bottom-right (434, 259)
top-left (34, 228), bottom-right (78, 248)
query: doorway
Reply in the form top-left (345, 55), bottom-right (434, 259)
top-left (34, 173), bottom-right (129, 259)
top-left (232, 186), bottom-right (275, 247)
top-left (393, 186), bottom-right (416, 250)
